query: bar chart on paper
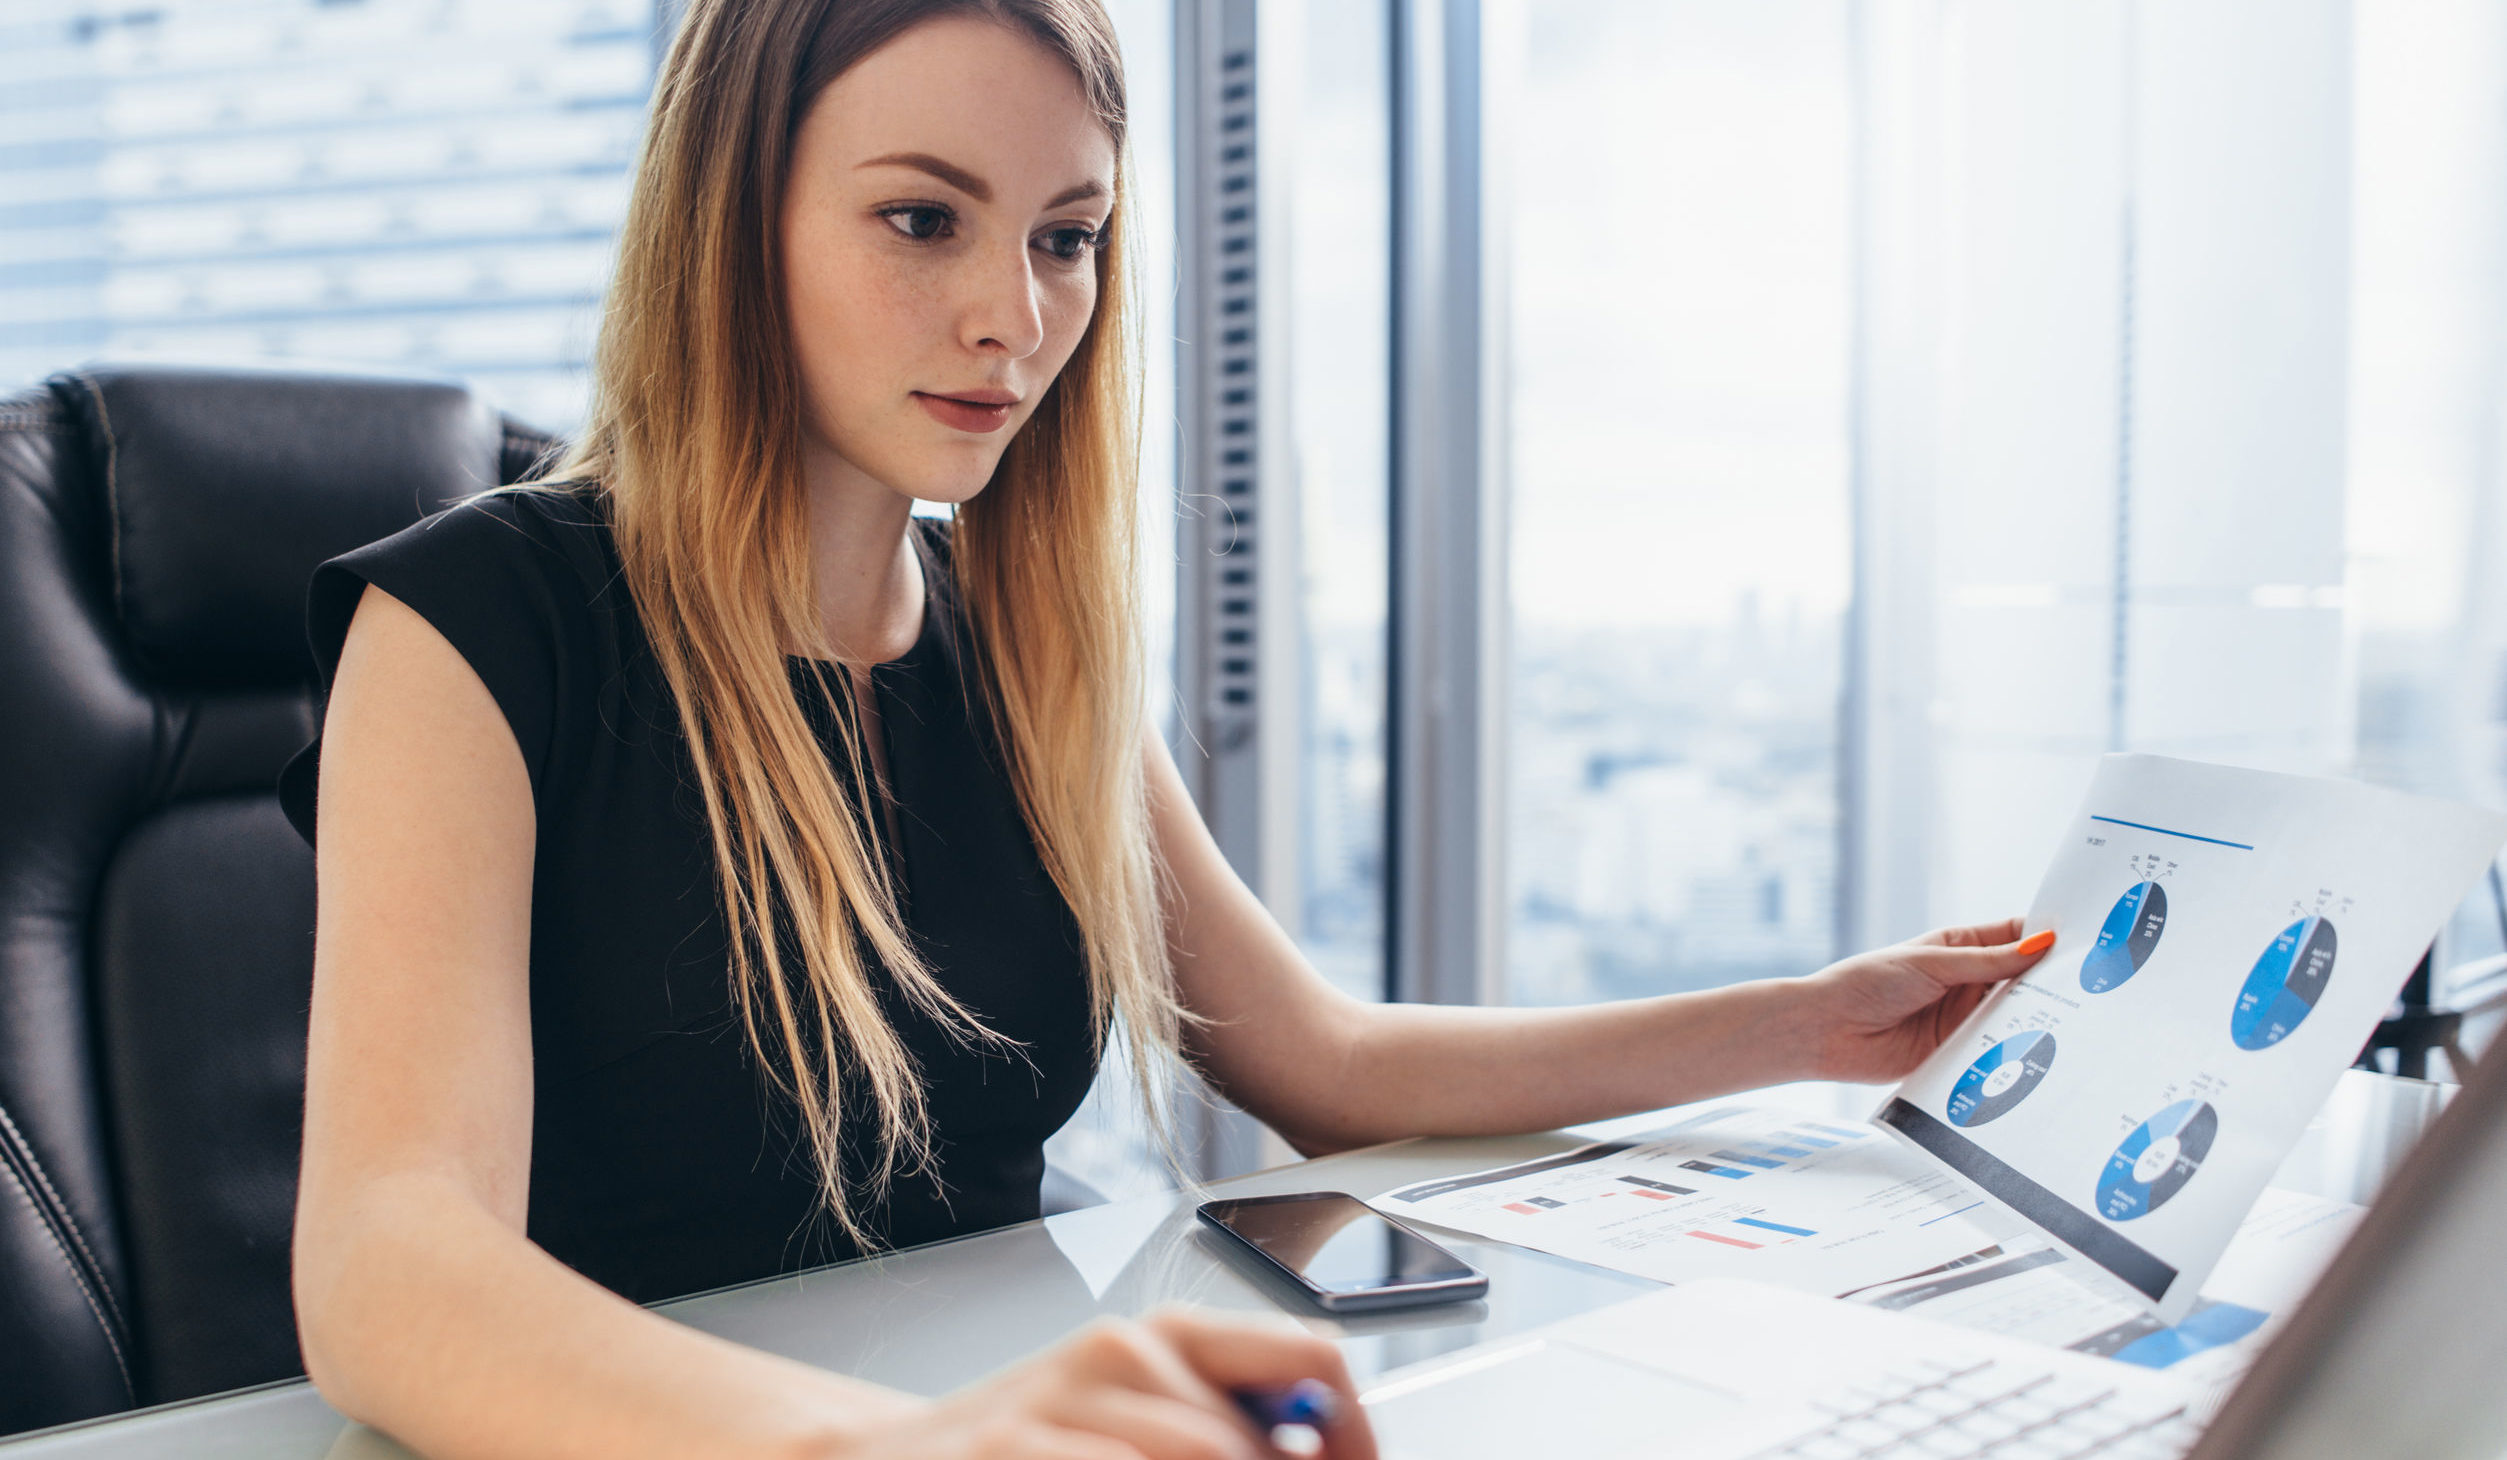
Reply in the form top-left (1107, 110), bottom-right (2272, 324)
top-left (1374, 1105), bottom-right (2019, 1296)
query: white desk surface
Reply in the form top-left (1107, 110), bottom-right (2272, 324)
top-left (1, 1073), bottom-right (2439, 1459)
top-left (2, 1124), bottom-right (1656, 1460)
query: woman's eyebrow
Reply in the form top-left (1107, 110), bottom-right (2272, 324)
top-left (857, 152), bottom-right (1109, 212)
top-left (859, 152), bottom-right (992, 201)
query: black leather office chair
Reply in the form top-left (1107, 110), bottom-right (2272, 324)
top-left (0, 366), bottom-right (555, 1435)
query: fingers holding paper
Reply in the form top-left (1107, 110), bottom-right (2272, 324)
top-left (1781, 921), bottom-right (2057, 1084)
top-left (1909, 916), bottom-right (2027, 951)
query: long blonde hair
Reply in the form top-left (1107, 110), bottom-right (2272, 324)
top-left (549, 0), bottom-right (1181, 1245)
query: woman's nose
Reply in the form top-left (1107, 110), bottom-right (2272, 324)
top-left (961, 240), bottom-right (1044, 359)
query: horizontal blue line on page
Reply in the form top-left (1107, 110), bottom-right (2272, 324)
top-left (2089, 815), bottom-right (2254, 850)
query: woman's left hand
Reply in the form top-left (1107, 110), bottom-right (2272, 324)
top-left (1779, 918), bottom-right (2057, 1084)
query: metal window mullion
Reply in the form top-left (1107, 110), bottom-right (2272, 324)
top-left (1173, 0), bottom-right (1300, 900)
top-left (1387, 0), bottom-right (1504, 1008)
top-left (1838, 0), bottom-right (1945, 953)
top-left (1172, 0), bottom-right (1301, 1177)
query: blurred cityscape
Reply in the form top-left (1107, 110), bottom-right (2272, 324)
top-left (1293, 605), bottom-right (1843, 1012)
top-left (1492, 0), bottom-right (1853, 1007)
top-left (1508, 606), bottom-right (1841, 1004)
top-left (1298, 618), bottom-right (1387, 1001)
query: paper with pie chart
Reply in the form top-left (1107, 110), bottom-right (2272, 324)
top-left (1878, 754), bottom-right (2506, 1321)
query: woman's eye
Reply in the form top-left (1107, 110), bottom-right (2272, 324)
top-left (880, 205), bottom-right (952, 240)
top-left (1038, 225), bottom-right (1102, 263)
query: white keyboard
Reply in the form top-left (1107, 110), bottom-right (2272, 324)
top-left (1751, 1355), bottom-right (2201, 1460)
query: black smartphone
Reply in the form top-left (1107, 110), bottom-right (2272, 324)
top-left (1195, 1191), bottom-right (1488, 1312)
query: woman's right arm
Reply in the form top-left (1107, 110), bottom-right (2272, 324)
top-left (296, 582), bottom-right (921, 1457)
top-left (295, 584), bottom-right (1373, 1460)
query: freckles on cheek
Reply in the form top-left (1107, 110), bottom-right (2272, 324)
top-left (795, 243), bottom-right (873, 340)
top-left (845, 257), bottom-right (957, 362)
top-left (795, 266), bottom-right (944, 432)
top-left (1039, 279), bottom-right (1100, 371)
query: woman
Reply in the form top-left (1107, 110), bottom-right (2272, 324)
top-left (284, 0), bottom-right (2055, 1455)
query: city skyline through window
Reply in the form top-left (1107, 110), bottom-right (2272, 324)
top-left (1500, 0), bottom-right (1855, 1004)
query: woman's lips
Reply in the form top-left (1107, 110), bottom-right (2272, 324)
top-left (913, 391), bottom-right (1015, 434)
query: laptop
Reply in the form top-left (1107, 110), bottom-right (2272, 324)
top-left (1366, 1033), bottom-right (2507, 1459)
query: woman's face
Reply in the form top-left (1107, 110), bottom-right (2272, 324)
top-left (781, 15), bottom-right (1117, 506)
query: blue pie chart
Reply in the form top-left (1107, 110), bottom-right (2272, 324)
top-left (1947, 1030), bottom-right (2057, 1127)
top-left (2080, 881), bottom-right (2169, 993)
top-left (2096, 1099), bottom-right (2218, 1221)
top-left (2230, 916), bottom-right (2338, 1051)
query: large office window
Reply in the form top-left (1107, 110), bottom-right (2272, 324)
top-left (18, 0), bottom-right (2507, 1188)
top-left (1872, 2), bottom-right (2354, 940)
top-left (1850, 0), bottom-right (2415, 961)
top-left (2343, 0), bottom-right (2507, 995)
top-left (1498, 1), bottom-right (1855, 1005)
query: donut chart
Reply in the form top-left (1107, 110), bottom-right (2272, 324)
top-left (2230, 916), bottom-right (2339, 1051)
top-left (1947, 1031), bottom-right (2057, 1127)
top-left (2080, 881), bottom-right (2169, 993)
top-left (2096, 1099), bottom-right (2218, 1221)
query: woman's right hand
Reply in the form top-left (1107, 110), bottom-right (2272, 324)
top-left (838, 1307), bottom-right (1378, 1460)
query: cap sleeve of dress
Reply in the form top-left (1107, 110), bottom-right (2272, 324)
top-left (278, 488), bottom-right (610, 845)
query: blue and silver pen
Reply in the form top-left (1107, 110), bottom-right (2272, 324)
top-left (1236, 1377), bottom-right (1341, 1431)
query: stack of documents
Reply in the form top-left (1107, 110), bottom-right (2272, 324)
top-left (1374, 1105), bottom-right (2357, 1393)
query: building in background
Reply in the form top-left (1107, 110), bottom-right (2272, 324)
top-left (0, 0), bottom-right (655, 429)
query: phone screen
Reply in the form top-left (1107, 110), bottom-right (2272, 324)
top-left (1202, 1193), bottom-right (1478, 1295)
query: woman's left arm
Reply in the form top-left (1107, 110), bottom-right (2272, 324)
top-left (1147, 734), bottom-right (2055, 1154)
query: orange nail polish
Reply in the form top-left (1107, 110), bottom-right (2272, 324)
top-left (2017, 930), bottom-right (2057, 956)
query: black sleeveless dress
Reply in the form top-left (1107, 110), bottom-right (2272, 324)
top-left (278, 487), bottom-right (1099, 1303)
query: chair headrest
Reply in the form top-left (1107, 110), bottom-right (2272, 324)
top-left (54, 367), bottom-right (522, 688)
